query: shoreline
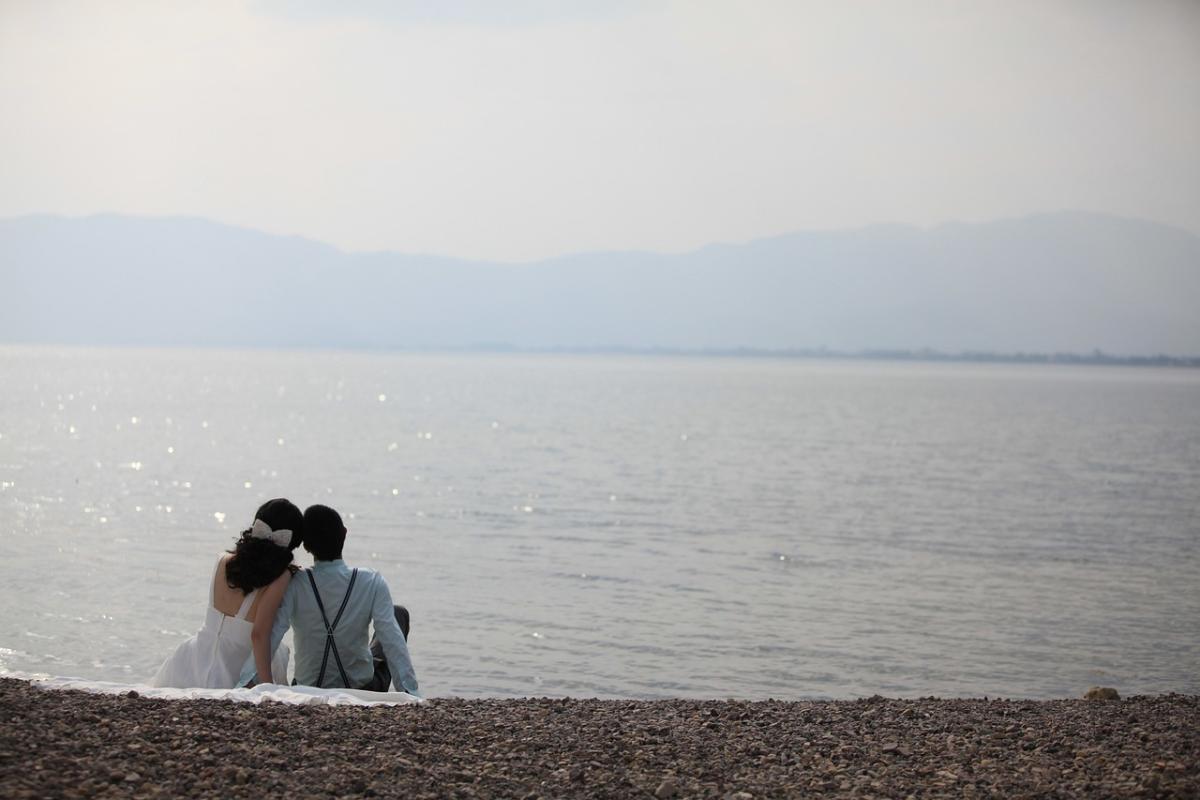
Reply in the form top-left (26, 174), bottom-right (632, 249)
top-left (4, 342), bottom-right (1200, 369)
top-left (3, 679), bottom-right (1197, 798)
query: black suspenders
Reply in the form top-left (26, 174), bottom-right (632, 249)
top-left (306, 567), bottom-right (359, 688)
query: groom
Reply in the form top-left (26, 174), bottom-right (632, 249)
top-left (240, 504), bottom-right (418, 695)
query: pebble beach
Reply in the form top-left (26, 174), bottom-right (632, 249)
top-left (2, 678), bottom-right (1197, 798)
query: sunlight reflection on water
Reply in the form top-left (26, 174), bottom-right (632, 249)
top-left (1, 347), bottom-right (1199, 699)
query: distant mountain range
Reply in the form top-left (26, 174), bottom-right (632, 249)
top-left (2, 211), bottom-right (1198, 356)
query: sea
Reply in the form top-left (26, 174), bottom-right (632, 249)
top-left (1, 346), bottom-right (1197, 699)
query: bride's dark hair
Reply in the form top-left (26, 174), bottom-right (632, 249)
top-left (225, 498), bottom-right (304, 594)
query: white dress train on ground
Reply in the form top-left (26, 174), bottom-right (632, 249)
top-left (148, 557), bottom-right (289, 689)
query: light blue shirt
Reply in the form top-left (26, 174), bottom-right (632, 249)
top-left (238, 559), bottom-right (418, 695)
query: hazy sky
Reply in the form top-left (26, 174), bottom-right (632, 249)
top-left (2, 0), bottom-right (1198, 261)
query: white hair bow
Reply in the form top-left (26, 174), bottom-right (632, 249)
top-left (249, 518), bottom-right (293, 548)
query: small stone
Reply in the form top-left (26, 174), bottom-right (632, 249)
top-left (726, 793), bottom-right (754, 800)
top-left (881, 742), bottom-right (900, 753)
top-left (123, 773), bottom-right (142, 783)
top-left (1084, 686), bottom-right (1120, 700)
top-left (126, 690), bottom-right (139, 698)
top-left (655, 777), bottom-right (678, 799)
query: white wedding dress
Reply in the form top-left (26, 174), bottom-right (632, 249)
top-left (149, 556), bottom-right (289, 688)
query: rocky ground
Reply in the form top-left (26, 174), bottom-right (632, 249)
top-left (1, 678), bottom-right (1196, 798)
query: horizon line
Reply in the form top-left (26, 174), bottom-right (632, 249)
top-left (1, 341), bottom-right (1196, 368)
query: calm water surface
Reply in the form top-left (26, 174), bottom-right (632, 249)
top-left (1, 347), bottom-right (1197, 699)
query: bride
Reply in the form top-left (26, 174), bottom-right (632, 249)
top-left (149, 498), bottom-right (302, 688)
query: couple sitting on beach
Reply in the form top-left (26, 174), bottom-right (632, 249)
top-left (149, 499), bottom-right (418, 696)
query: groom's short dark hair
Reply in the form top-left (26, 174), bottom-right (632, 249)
top-left (303, 504), bottom-right (346, 561)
